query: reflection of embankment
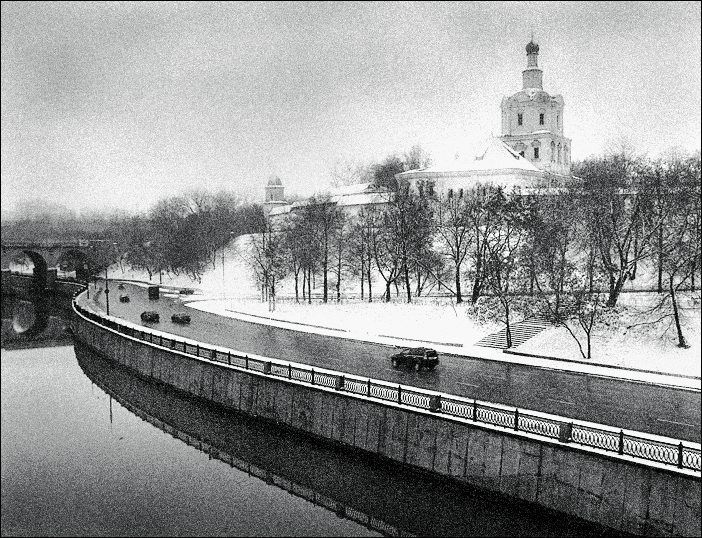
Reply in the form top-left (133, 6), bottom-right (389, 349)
top-left (74, 342), bottom-right (611, 538)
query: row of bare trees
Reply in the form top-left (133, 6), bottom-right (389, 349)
top-left (248, 149), bottom-right (700, 357)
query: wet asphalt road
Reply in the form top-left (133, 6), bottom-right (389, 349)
top-left (83, 281), bottom-right (701, 442)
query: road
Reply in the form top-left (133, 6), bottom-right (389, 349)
top-left (84, 281), bottom-right (701, 442)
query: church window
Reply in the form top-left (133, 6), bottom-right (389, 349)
top-left (533, 147), bottom-right (539, 159)
top-left (517, 113), bottom-right (523, 126)
top-left (557, 143), bottom-right (562, 164)
top-left (448, 188), bottom-right (454, 199)
top-left (539, 113), bottom-right (544, 125)
top-left (551, 141), bottom-right (556, 162)
top-left (557, 114), bottom-right (560, 129)
top-left (428, 184), bottom-right (435, 197)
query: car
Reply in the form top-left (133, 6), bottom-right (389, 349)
top-left (171, 312), bottom-right (191, 324)
top-left (179, 288), bottom-right (195, 295)
top-left (117, 283), bottom-right (125, 290)
top-left (148, 286), bottom-right (160, 300)
top-left (119, 294), bottom-right (130, 303)
top-left (390, 347), bottom-right (439, 371)
top-left (140, 311), bottom-right (160, 323)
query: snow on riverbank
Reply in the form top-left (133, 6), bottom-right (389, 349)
top-left (107, 234), bottom-right (702, 379)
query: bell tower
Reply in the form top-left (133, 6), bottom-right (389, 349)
top-left (500, 39), bottom-right (572, 176)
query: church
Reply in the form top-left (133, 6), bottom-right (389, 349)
top-left (266, 39), bottom-right (574, 221)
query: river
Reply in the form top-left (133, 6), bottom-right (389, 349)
top-left (1, 292), bottom-right (622, 536)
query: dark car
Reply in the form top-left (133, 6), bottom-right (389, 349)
top-left (171, 312), bottom-right (191, 324)
top-left (119, 294), bottom-right (130, 303)
top-left (117, 283), bottom-right (125, 290)
top-left (140, 311), bottom-right (160, 323)
top-left (390, 347), bottom-right (439, 371)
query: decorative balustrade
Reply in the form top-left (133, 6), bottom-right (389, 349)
top-left (71, 290), bottom-right (701, 474)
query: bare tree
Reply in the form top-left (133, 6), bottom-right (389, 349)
top-left (435, 192), bottom-right (473, 303)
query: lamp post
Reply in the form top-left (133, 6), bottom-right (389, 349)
top-left (105, 265), bottom-right (110, 316)
top-left (104, 242), bottom-right (118, 316)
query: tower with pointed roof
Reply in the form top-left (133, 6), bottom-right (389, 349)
top-left (500, 39), bottom-right (571, 176)
top-left (263, 175), bottom-right (287, 217)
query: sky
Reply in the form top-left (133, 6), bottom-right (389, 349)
top-left (1, 1), bottom-right (700, 217)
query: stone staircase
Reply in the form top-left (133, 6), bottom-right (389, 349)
top-left (475, 317), bottom-right (552, 349)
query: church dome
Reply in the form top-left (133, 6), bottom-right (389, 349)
top-left (526, 40), bottom-right (539, 54)
top-left (267, 175), bottom-right (282, 186)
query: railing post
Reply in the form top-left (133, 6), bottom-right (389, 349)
top-left (311, 368), bottom-right (315, 385)
top-left (196, 343), bottom-right (200, 357)
top-left (288, 364), bottom-right (292, 379)
top-left (159, 334), bottom-right (163, 346)
top-left (335, 375), bottom-right (344, 391)
top-left (397, 384), bottom-right (402, 404)
top-left (473, 399), bottom-right (478, 422)
top-left (367, 379), bottom-right (371, 397)
top-left (263, 361), bottom-right (271, 374)
top-left (227, 351), bottom-right (231, 365)
top-left (429, 395), bottom-right (441, 412)
top-left (514, 408), bottom-right (519, 431)
top-left (559, 422), bottom-right (573, 443)
top-left (245, 355), bottom-right (249, 369)
top-left (211, 349), bottom-right (216, 361)
top-left (678, 442), bottom-right (684, 468)
top-left (618, 430), bottom-right (624, 455)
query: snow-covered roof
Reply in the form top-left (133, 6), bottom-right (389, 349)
top-left (398, 138), bottom-right (540, 178)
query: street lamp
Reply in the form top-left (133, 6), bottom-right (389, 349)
top-left (104, 242), bottom-right (118, 316)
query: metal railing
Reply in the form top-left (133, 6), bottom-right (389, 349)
top-left (71, 290), bottom-right (701, 474)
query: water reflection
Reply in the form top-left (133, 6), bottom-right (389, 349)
top-left (0, 294), bottom-right (73, 350)
top-left (74, 343), bottom-right (621, 537)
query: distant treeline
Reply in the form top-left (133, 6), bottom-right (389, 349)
top-left (2, 190), bottom-right (266, 281)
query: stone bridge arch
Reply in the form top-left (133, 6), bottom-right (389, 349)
top-left (1, 241), bottom-right (108, 292)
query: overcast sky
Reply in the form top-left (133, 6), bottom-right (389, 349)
top-left (1, 1), bottom-right (700, 216)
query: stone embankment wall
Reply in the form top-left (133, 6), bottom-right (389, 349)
top-left (72, 308), bottom-right (701, 537)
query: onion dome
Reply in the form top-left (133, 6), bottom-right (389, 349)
top-left (526, 40), bottom-right (539, 54)
top-left (267, 175), bottom-right (282, 186)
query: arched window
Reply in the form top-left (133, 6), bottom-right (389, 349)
top-left (564, 144), bottom-right (569, 164)
top-left (551, 141), bottom-right (556, 162)
top-left (557, 143), bottom-right (562, 164)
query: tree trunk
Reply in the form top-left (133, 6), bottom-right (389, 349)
top-left (586, 332), bottom-right (592, 360)
top-left (308, 267), bottom-right (312, 304)
top-left (670, 277), bottom-right (689, 348)
top-left (360, 255), bottom-right (364, 300)
top-left (367, 252), bottom-right (373, 302)
top-left (385, 281), bottom-right (391, 302)
top-left (302, 270), bottom-right (307, 301)
top-left (607, 273), bottom-right (626, 307)
top-left (323, 235), bottom-right (328, 303)
top-left (505, 302), bottom-right (512, 348)
top-left (403, 259), bottom-right (411, 303)
top-left (471, 255), bottom-right (482, 304)
top-left (294, 272), bottom-right (299, 303)
top-left (657, 226), bottom-right (664, 293)
top-left (455, 264), bottom-right (463, 304)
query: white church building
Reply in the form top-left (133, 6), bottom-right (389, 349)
top-left (266, 39), bottom-right (574, 221)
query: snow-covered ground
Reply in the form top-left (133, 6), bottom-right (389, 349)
top-left (106, 234), bottom-right (701, 379)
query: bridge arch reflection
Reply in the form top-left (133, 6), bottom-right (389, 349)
top-left (74, 343), bottom-right (618, 538)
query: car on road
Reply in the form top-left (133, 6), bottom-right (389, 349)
top-left (390, 347), bottom-right (439, 371)
top-left (140, 311), bottom-right (160, 323)
top-left (171, 312), bottom-right (191, 324)
top-left (119, 294), bottom-right (130, 303)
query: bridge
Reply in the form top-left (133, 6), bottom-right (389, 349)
top-left (1, 240), bottom-right (113, 292)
